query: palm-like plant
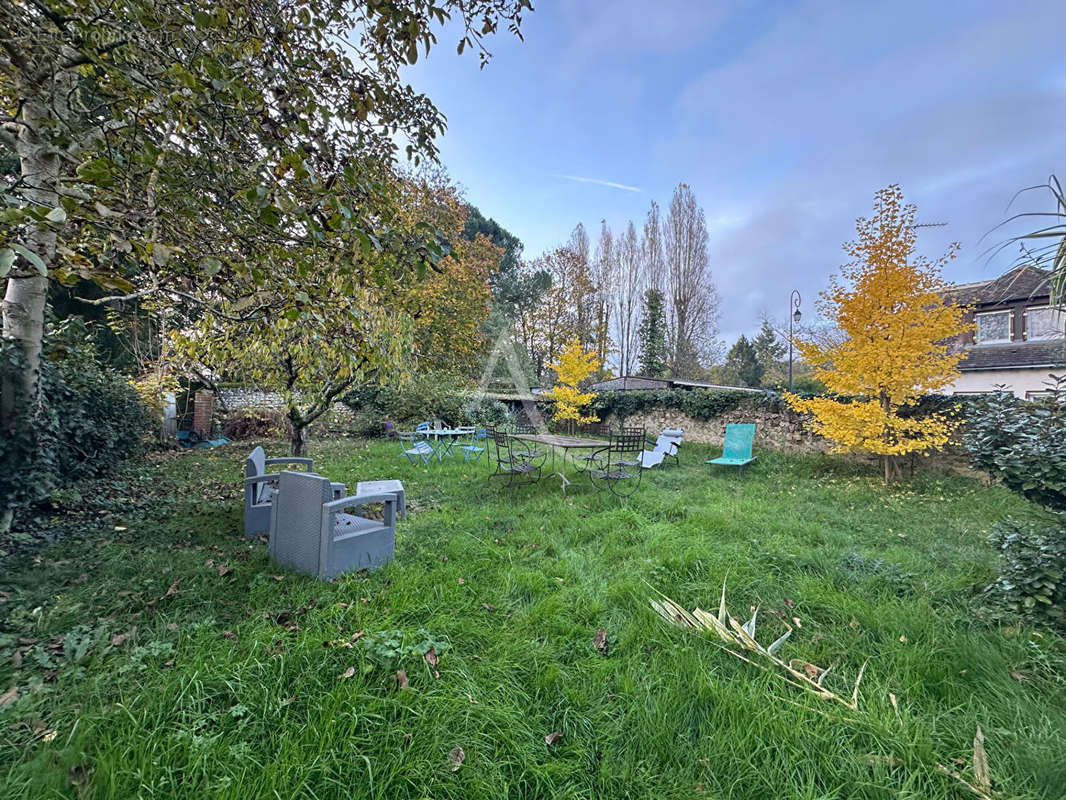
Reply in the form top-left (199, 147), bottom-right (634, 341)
top-left (991, 175), bottom-right (1066, 302)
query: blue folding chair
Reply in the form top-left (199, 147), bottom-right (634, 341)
top-left (399, 431), bottom-right (436, 466)
top-left (460, 428), bottom-right (487, 462)
top-left (415, 421), bottom-right (431, 433)
top-left (706, 424), bottom-right (757, 470)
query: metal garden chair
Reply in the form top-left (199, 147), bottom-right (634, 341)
top-left (269, 471), bottom-right (398, 579)
top-left (587, 431), bottom-right (645, 497)
top-left (706, 424), bottom-right (757, 471)
top-left (398, 431), bottom-right (436, 466)
top-left (488, 429), bottom-right (544, 486)
top-left (460, 428), bottom-right (487, 462)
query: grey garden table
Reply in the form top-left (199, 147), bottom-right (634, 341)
top-left (356, 479), bottom-right (406, 519)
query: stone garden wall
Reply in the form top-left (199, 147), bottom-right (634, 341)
top-left (217, 387), bottom-right (285, 411)
top-left (601, 403), bottom-right (830, 453)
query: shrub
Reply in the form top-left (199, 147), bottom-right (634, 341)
top-left (221, 408), bottom-right (292, 440)
top-left (460, 395), bottom-right (512, 428)
top-left (1, 320), bottom-right (152, 518)
top-left (964, 378), bottom-right (1066, 512)
top-left (965, 375), bottom-right (1066, 626)
top-left (985, 517), bottom-right (1066, 624)
top-left (343, 372), bottom-right (467, 426)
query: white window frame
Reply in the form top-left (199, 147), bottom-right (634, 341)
top-left (975, 309), bottom-right (1013, 344)
top-left (1024, 305), bottom-right (1066, 341)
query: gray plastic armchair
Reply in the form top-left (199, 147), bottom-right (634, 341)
top-left (244, 446), bottom-right (342, 538)
top-left (269, 471), bottom-right (398, 579)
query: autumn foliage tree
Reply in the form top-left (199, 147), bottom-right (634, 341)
top-left (547, 340), bottom-right (600, 430)
top-left (786, 185), bottom-right (972, 482)
top-left (396, 173), bottom-right (501, 376)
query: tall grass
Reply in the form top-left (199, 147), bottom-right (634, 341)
top-left (1, 440), bottom-right (1064, 798)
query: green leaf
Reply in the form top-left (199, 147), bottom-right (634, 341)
top-left (0, 248), bottom-right (13, 278)
top-left (45, 206), bottom-right (67, 224)
top-left (11, 244), bottom-right (47, 275)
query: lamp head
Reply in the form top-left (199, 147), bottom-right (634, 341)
top-left (793, 308), bottom-right (802, 324)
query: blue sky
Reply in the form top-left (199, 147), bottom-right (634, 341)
top-left (404, 0), bottom-right (1065, 342)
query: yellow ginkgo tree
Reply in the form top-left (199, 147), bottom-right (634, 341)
top-left (786, 185), bottom-right (973, 482)
top-left (547, 340), bottom-right (600, 431)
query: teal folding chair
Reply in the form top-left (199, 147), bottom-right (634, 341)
top-left (706, 424), bottom-right (756, 470)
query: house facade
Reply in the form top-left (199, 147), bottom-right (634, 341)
top-left (944, 265), bottom-right (1065, 399)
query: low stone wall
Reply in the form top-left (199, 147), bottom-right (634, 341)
top-left (217, 387), bottom-right (284, 411)
top-left (602, 404), bottom-right (830, 453)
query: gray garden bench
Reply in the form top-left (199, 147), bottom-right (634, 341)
top-left (269, 471), bottom-right (398, 579)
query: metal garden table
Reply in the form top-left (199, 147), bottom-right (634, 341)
top-left (510, 433), bottom-right (607, 475)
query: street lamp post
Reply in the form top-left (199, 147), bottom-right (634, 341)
top-left (788, 290), bottom-right (802, 392)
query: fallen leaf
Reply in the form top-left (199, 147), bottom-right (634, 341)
top-left (448, 746), bottom-right (465, 771)
top-left (110, 626), bottom-right (137, 647)
top-left (392, 669), bottom-right (410, 690)
top-left (424, 647), bottom-right (439, 669)
top-left (1010, 670), bottom-right (1027, 682)
top-left (467, 694), bottom-right (478, 704)
top-left (899, 635), bottom-right (907, 643)
top-left (339, 666), bottom-right (355, 680)
top-left (221, 630), bottom-right (237, 640)
top-left (457, 577), bottom-right (465, 585)
top-left (784, 597), bottom-right (795, 609)
top-left (592, 628), bottom-right (608, 655)
top-left (0, 686), bottom-right (18, 708)
top-left (545, 731), bottom-right (563, 746)
top-left (163, 660), bottom-right (175, 668)
top-left (113, 526), bottom-right (127, 532)
top-left (217, 564), bottom-right (232, 578)
top-left (481, 603), bottom-right (495, 611)
top-left (167, 623), bottom-right (178, 632)
top-left (164, 580), bottom-right (181, 597)
top-left (41, 730), bottom-right (58, 743)
top-left (270, 575), bottom-right (284, 581)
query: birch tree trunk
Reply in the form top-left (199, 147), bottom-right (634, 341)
top-left (1, 64), bottom-right (69, 533)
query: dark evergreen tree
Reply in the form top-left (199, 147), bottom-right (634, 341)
top-left (723, 334), bottom-right (764, 387)
top-left (752, 318), bottom-right (786, 387)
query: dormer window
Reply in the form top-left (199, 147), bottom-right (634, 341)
top-left (1025, 305), bottom-right (1066, 340)
top-left (975, 310), bottom-right (1012, 344)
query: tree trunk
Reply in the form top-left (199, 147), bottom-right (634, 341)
top-left (1, 82), bottom-right (65, 534)
top-left (290, 424), bottom-right (307, 457)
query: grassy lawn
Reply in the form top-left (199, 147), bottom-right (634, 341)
top-left (2, 439), bottom-right (1065, 799)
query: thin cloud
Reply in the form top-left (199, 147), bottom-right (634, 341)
top-left (551, 173), bottom-right (642, 193)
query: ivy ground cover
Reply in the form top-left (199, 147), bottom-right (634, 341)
top-left (2, 440), bottom-right (1065, 798)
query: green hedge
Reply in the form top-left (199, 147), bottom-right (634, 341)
top-left (1, 321), bottom-right (152, 519)
top-left (588, 388), bottom-right (772, 422)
